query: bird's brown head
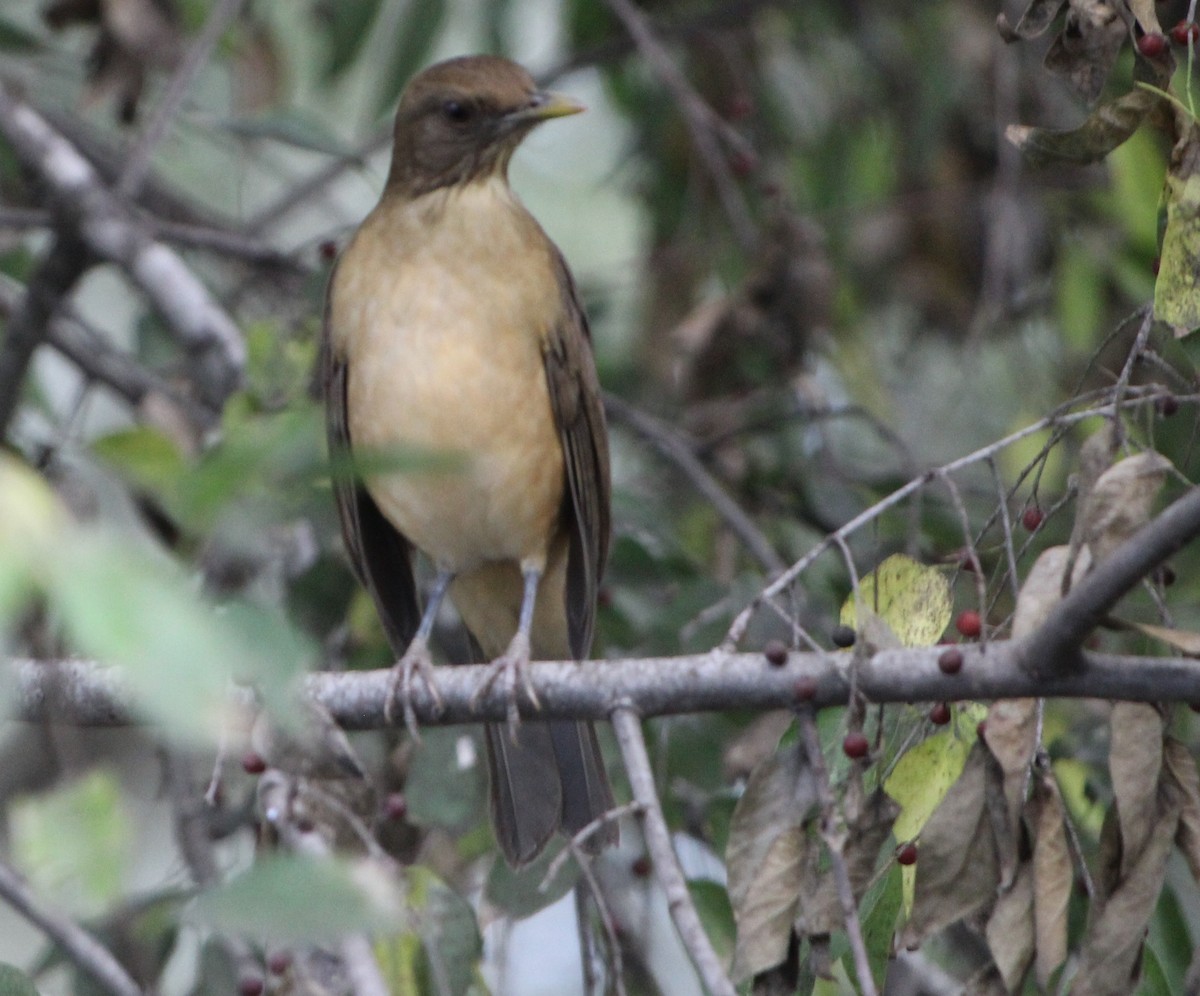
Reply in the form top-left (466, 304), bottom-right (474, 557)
top-left (385, 55), bottom-right (583, 199)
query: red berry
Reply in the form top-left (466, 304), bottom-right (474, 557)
top-left (238, 974), bottom-right (264, 996)
top-left (1171, 20), bottom-right (1199, 45)
top-left (793, 675), bottom-right (818, 702)
top-left (955, 610), bottom-right (982, 639)
top-left (764, 639), bottom-right (789, 666)
top-left (1022, 506), bottom-right (1044, 531)
top-left (383, 793), bottom-right (407, 821)
top-left (843, 732), bottom-right (870, 760)
top-left (319, 239), bottom-right (338, 261)
top-left (241, 751), bottom-right (267, 775)
top-left (938, 648), bottom-right (964, 675)
top-left (1138, 32), bottom-right (1169, 57)
top-left (896, 842), bottom-right (918, 866)
top-left (267, 951), bottom-right (292, 976)
top-left (631, 856), bottom-right (652, 878)
top-left (929, 702), bottom-right (951, 725)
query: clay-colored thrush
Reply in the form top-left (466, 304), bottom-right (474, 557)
top-left (322, 55), bottom-right (616, 866)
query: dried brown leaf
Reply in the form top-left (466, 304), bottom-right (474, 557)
top-left (985, 860), bottom-right (1035, 992)
top-left (1007, 88), bottom-right (1157, 168)
top-left (983, 699), bottom-right (1038, 830)
top-left (1156, 113), bottom-right (1200, 333)
top-left (1043, 0), bottom-right (1128, 102)
top-left (998, 0), bottom-right (1067, 40)
top-left (1031, 770), bottom-right (1071, 989)
top-left (1127, 0), bottom-right (1162, 34)
top-left (1130, 621), bottom-right (1200, 656)
top-left (1081, 452), bottom-right (1173, 562)
top-left (1163, 737), bottom-right (1200, 882)
top-left (728, 748), bottom-right (819, 980)
top-left (899, 742), bottom-right (1000, 948)
top-left (1069, 782), bottom-right (1181, 995)
top-left (1109, 702), bottom-right (1166, 875)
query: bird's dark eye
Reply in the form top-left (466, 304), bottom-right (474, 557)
top-left (442, 100), bottom-right (473, 124)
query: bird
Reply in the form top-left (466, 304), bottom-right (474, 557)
top-left (321, 54), bottom-right (616, 867)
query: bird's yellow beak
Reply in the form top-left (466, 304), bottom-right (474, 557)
top-left (515, 90), bottom-right (586, 123)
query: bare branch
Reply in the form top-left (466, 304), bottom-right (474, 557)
top-left (611, 707), bottom-right (735, 996)
top-left (0, 84), bottom-right (245, 407)
top-left (0, 855), bottom-right (143, 996)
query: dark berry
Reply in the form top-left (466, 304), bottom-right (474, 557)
top-left (1171, 20), bottom-right (1199, 45)
top-left (938, 647), bottom-right (964, 675)
top-left (241, 751), bottom-right (267, 775)
top-left (318, 239), bottom-right (338, 261)
top-left (1157, 564), bottom-right (1177, 587)
top-left (238, 974), bottom-right (264, 996)
top-left (1189, 702), bottom-right (1200, 714)
top-left (831, 624), bottom-right (856, 649)
top-left (764, 639), bottom-right (789, 666)
top-left (295, 817), bottom-right (315, 834)
top-left (896, 842), bottom-right (918, 866)
top-left (955, 610), bottom-right (982, 639)
top-left (929, 702), bottom-right (951, 725)
top-left (1022, 506), bottom-right (1044, 531)
top-left (1156, 393), bottom-right (1179, 417)
top-left (793, 675), bottom-right (818, 702)
top-left (843, 732), bottom-right (870, 760)
top-left (383, 793), bottom-right (408, 821)
top-left (977, 720), bottom-right (988, 739)
top-left (1138, 32), bottom-right (1169, 57)
top-left (631, 856), bottom-right (652, 878)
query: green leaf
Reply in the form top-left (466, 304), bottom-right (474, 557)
top-left (689, 880), bottom-right (736, 963)
top-left (193, 853), bottom-right (405, 943)
top-left (91, 426), bottom-right (187, 495)
top-left (0, 16), bottom-right (43, 51)
top-left (484, 841), bottom-right (579, 919)
top-left (405, 727), bottom-right (486, 832)
top-left (375, 0), bottom-right (446, 116)
top-left (318, 0), bottom-right (384, 81)
top-left (1155, 120), bottom-right (1200, 333)
top-left (856, 863), bottom-right (903, 991)
top-left (409, 867), bottom-right (483, 996)
top-left (11, 770), bottom-right (128, 917)
top-left (839, 553), bottom-right (952, 648)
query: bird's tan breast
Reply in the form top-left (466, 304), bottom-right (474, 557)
top-left (330, 179), bottom-right (566, 573)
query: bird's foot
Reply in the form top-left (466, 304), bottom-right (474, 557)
top-left (385, 637), bottom-right (444, 741)
top-left (471, 631), bottom-right (539, 738)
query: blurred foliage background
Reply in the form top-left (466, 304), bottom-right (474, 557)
top-left (2, 0), bottom-right (1200, 992)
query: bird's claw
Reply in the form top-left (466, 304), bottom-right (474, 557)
top-left (471, 632), bottom-right (539, 740)
top-left (386, 639), bottom-right (444, 741)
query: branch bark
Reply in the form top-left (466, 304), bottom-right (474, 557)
top-left (0, 84), bottom-right (245, 407)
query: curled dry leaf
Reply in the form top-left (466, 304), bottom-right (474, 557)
top-left (1042, 0), bottom-right (1128, 103)
top-left (1130, 620), bottom-right (1200, 656)
top-left (1163, 738), bottom-right (1200, 882)
top-left (1069, 781), bottom-right (1181, 995)
top-left (1031, 768), bottom-right (1071, 989)
top-left (727, 747), bottom-right (818, 981)
top-left (899, 742), bottom-right (1002, 949)
top-left (1080, 451), bottom-right (1173, 562)
top-left (984, 861), bottom-right (1034, 992)
top-left (1109, 701), bottom-right (1167, 876)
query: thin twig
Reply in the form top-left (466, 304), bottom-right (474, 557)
top-left (796, 708), bottom-right (878, 996)
top-left (610, 707), bottom-right (735, 996)
top-left (542, 801), bottom-right (642, 889)
top-left (118, 0), bottom-right (249, 198)
top-left (0, 234), bottom-right (90, 439)
top-left (605, 393), bottom-right (786, 575)
top-left (0, 855), bottom-right (143, 996)
top-left (722, 390), bottom-right (1171, 650)
top-left (571, 849), bottom-right (628, 996)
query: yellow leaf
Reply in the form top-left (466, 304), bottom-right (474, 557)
top-left (839, 553), bottom-right (952, 649)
